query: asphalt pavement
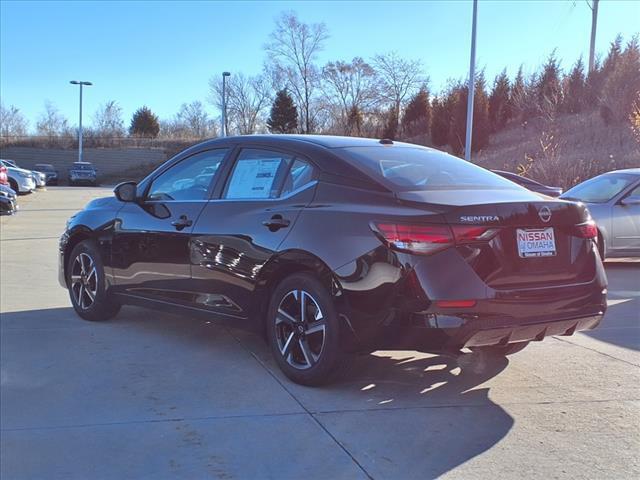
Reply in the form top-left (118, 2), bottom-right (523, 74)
top-left (1, 187), bottom-right (638, 479)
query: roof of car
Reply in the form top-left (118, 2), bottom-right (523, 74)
top-left (605, 168), bottom-right (640, 175)
top-left (205, 134), bottom-right (433, 150)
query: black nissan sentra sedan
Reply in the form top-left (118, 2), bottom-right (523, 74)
top-left (58, 135), bottom-right (607, 385)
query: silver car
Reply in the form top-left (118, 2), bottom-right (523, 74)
top-left (561, 168), bottom-right (640, 259)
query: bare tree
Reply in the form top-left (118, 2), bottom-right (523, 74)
top-left (36, 100), bottom-right (70, 138)
top-left (93, 100), bottom-right (125, 137)
top-left (0, 103), bottom-right (28, 140)
top-left (265, 11), bottom-right (329, 133)
top-left (210, 73), bottom-right (271, 135)
top-left (372, 52), bottom-right (425, 134)
top-left (322, 57), bottom-right (380, 135)
top-left (176, 101), bottom-right (214, 138)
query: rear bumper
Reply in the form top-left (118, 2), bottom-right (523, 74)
top-left (442, 312), bottom-right (603, 349)
top-left (335, 245), bottom-right (607, 353)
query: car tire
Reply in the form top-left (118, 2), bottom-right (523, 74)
top-left (8, 179), bottom-right (19, 193)
top-left (266, 273), bottom-right (349, 386)
top-left (471, 341), bottom-right (529, 357)
top-left (66, 240), bottom-right (121, 321)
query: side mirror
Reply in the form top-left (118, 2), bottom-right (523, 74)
top-left (620, 196), bottom-right (640, 206)
top-left (114, 181), bottom-right (137, 202)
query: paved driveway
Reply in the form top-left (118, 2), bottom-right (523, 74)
top-left (1, 187), bottom-right (639, 479)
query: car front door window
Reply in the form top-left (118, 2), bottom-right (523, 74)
top-left (148, 149), bottom-right (227, 201)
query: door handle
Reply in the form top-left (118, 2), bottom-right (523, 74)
top-left (262, 214), bottom-right (290, 231)
top-left (171, 214), bottom-right (193, 231)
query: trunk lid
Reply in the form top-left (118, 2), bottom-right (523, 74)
top-left (396, 189), bottom-right (597, 289)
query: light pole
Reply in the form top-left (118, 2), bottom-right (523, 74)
top-left (464, 0), bottom-right (478, 162)
top-left (69, 80), bottom-right (92, 162)
top-left (221, 71), bottom-right (231, 137)
top-left (588, 0), bottom-right (599, 73)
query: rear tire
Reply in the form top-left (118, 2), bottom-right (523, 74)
top-left (266, 273), bottom-right (349, 386)
top-left (471, 341), bottom-right (529, 357)
top-left (66, 240), bottom-right (120, 321)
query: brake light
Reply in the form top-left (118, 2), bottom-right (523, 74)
top-left (436, 300), bottom-right (477, 308)
top-left (373, 223), bottom-right (454, 254)
top-left (574, 221), bottom-right (598, 239)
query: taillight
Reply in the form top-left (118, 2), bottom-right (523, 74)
top-left (373, 223), bottom-right (454, 254)
top-left (436, 299), bottom-right (477, 308)
top-left (573, 221), bottom-right (598, 239)
top-left (372, 223), bottom-right (502, 255)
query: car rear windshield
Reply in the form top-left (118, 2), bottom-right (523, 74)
top-left (339, 146), bottom-right (520, 191)
top-left (562, 173), bottom-right (636, 203)
top-left (36, 164), bottom-right (55, 171)
top-left (73, 163), bottom-right (94, 170)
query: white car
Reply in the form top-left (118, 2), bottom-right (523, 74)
top-left (561, 168), bottom-right (640, 258)
top-left (0, 159), bottom-right (36, 194)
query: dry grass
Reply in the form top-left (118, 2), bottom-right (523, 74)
top-left (475, 111), bottom-right (640, 189)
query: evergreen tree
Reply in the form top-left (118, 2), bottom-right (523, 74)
top-left (509, 65), bottom-right (527, 121)
top-left (449, 73), bottom-right (490, 156)
top-left (537, 51), bottom-right (563, 111)
top-left (430, 96), bottom-right (450, 147)
top-left (381, 107), bottom-right (398, 140)
top-left (488, 69), bottom-right (511, 131)
top-left (267, 89), bottom-right (298, 134)
top-left (402, 87), bottom-right (431, 138)
top-left (129, 106), bottom-right (160, 138)
top-left (562, 57), bottom-right (586, 114)
top-left (600, 35), bottom-right (640, 124)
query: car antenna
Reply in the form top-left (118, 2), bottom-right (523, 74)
top-left (379, 138), bottom-right (394, 145)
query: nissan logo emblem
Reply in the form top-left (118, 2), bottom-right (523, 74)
top-left (538, 206), bottom-right (552, 223)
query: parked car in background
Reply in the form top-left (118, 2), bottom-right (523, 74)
top-left (561, 168), bottom-right (640, 259)
top-left (68, 162), bottom-right (98, 186)
top-left (58, 135), bottom-right (606, 386)
top-left (0, 159), bottom-right (36, 194)
top-left (1, 158), bottom-right (46, 189)
top-left (32, 170), bottom-right (47, 188)
top-left (35, 163), bottom-right (59, 185)
top-left (492, 170), bottom-right (563, 197)
top-left (0, 183), bottom-right (18, 215)
top-left (0, 164), bottom-right (9, 186)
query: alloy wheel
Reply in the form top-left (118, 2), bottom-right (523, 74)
top-left (70, 252), bottom-right (98, 310)
top-left (275, 289), bottom-right (326, 370)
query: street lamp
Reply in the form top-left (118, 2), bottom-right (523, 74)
top-left (221, 72), bottom-right (231, 137)
top-left (69, 80), bottom-right (92, 162)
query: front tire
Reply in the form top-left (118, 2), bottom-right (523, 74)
top-left (66, 240), bottom-right (120, 321)
top-left (266, 273), bottom-right (348, 386)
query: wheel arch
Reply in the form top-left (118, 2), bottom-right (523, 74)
top-left (250, 249), bottom-right (341, 335)
top-left (62, 226), bottom-right (96, 284)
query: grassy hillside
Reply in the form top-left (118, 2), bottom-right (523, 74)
top-left (474, 111), bottom-right (639, 189)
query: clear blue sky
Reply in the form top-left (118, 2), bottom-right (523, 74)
top-left (1, 0), bottom-right (638, 131)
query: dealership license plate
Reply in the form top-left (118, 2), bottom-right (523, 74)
top-left (516, 228), bottom-right (556, 258)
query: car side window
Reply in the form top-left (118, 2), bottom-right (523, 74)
top-left (147, 149), bottom-right (228, 201)
top-left (224, 149), bottom-right (294, 199)
top-left (280, 159), bottom-right (315, 196)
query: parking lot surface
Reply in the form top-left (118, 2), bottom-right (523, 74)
top-left (1, 187), bottom-right (639, 479)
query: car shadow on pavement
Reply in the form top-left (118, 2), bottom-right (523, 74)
top-left (586, 263), bottom-right (640, 351)
top-left (2, 306), bottom-right (514, 479)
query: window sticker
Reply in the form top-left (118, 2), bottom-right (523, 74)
top-left (226, 158), bottom-right (283, 199)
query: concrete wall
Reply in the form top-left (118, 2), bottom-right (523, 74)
top-left (0, 147), bottom-right (168, 183)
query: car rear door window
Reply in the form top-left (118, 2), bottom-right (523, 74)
top-left (224, 149), bottom-right (294, 199)
top-left (147, 149), bottom-right (228, 201)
